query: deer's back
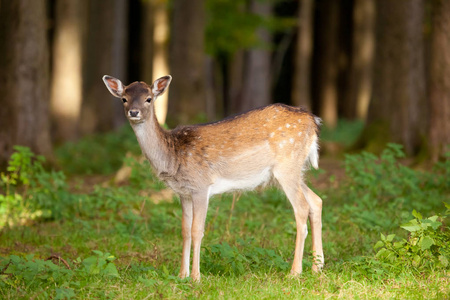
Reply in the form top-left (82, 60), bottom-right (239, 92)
top-left (164, 104), bottom-right (319, 194)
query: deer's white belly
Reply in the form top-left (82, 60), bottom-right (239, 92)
top-left (208, 167), bottom-right (272, 197)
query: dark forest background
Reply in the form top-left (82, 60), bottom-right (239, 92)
top-left (1, 0), bottom-right (449, 168)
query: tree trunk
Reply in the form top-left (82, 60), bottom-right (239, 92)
top-left (0, 0), bottom-right (52, 167)
top-left (204, 55), bottom-right (219, 121)
top-left (152, 0), bottom-right (170, 125)
top-left (141, 0), bottom-right (154, 85)
top-left (316, 0), bottom-right (339, 128)
top-left (429, 0), bottom-right (450, 161)
top-left (292, 0), bottom-right (314, 111)
top-left (347, 0), bottom-right (375, 121)
top-left (169, 0), bottom-right (207, 124)
top-left (336, 0), bottom-right (356, 120)
top-left (50, 0), bottom-right (87, 144)
top-left (227, 50), bottom-right (245, 115)
top-left (368, 0), bottom-right (426, 155)
top-left (80, 0), bottom-right (128, 135)
top-left (239, 0), bottom-right (272, 113)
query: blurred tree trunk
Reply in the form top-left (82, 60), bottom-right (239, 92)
top-left (239, 0), bottom-right (272, 112)
top-left (150, 0), bottom-right (170, 125)
top-left (0, 0), bottom-right (53, 167)
top-left (292, 0), bottom-right (314, 111)
top-left (50, 0), bottom-right (87, 144)
top-left (204, 56), bottom-right (220, 121)
top-left (141, 0), bottom-right (154, 86)
top-left (80, 0), bottom-right (128, 135)
top-left (366, 0), bottom-right (426, 155)
top-left (169, 0), bottom-right (207, 124)
top-left (347, 0), bottom-right (374, 121)
top-left (336, 0), bottom-right (356, 120)
top-left (429, 0), bottom-right (450, 161)
top-left (228, 51), bottom-right (245, 115)
top-left (316, 0), bottom-right (339, 128)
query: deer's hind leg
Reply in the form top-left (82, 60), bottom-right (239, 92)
top-left (274, 170), bottom-right (310, 275)
top-left (302, 183), bottom-right (324, 272)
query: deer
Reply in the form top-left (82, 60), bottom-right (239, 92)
top-left (102, 75), bottom-right (324, 281)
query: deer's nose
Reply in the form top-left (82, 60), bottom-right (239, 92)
top-left (129, 110), bottom-right (139, 118)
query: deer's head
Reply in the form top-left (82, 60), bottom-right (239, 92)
top-left (102, 75), bottom-right (172, 124)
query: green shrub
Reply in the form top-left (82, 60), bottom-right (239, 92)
top-left (1, 146), bottom-right (165, 226)
top-left (0, 251), bottom-right (119, 299)
top-left (0, 146), bottom-right (74, 227)
top-left (373, 206), bottom-right (449, 272)
top-left (342, 143), bottom-right (448, 231)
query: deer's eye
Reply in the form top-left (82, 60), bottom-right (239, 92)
top-left (146, 98), bottom-right (152, 103)
top-left (122, 98), bottom-right (127, 103)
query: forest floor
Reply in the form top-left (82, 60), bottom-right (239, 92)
top-left (0, 126), bottom-right (449, 299)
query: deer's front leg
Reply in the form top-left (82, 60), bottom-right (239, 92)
top-left (179, 196), bottom-right (193, 279)
top-left (190, 191), bottom-right (210, 282)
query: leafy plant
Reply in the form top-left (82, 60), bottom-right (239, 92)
top-left (1, 146), bottom-right (160, 226)
top-left (373, 206), bottom-right (449, 272)
top-left (0, 254), bottom-right (75, 300)
top-left (0, 146), bottom-right (75, 227)
top-left (342, 144), bottom-right (447, 231)
top-left (0, 251), bottom-right (119, 299)
top-left (430, 151), bottom-right (450, 190)
top-left (79, 250), bottom-right (119, 278)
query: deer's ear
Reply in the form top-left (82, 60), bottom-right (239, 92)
top-left (151, 75), bottom-right (172, 98)
top-left (103, 75), bottom-right (124, 98)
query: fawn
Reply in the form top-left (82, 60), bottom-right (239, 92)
top-left (103, 75), bottom-right (324, 281)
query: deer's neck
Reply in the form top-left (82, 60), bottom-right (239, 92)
top-left (130, 108), bottom-right (177, 176)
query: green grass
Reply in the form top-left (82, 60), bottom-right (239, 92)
top-left (0, 190), bottom-right (448, 299)
top-left (1, 135), bottom-right (449, 298)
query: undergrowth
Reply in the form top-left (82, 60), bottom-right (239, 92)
top-left (342, 143), bottom-right (449, 231)
top-left (0, 142), bottom-right (449, 299)
top-left (55, 126), bottom-right (140, 175)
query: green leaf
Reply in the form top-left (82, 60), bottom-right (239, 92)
top-left (138, 276), bottom-right (157, 287)
top-left (103, 263), bottom-right (119, 278)
top-left (419, 236), bottom-right (435, 251)
top-left (430, 221), bottom-right (442, 230)
top-left (92, 250), bottom-right (103, 256)
top-left (428, 215), bottom-right (438, 222)
top-left (386, 234), bottom-right (396, 242)
top-left (412, 209), bottom-right (422, 220)
top-left (400, 220), bottom-right (421, 232)
top-left (55, 287), bottom-right (76, 300)
top-left (376, 248), bottom-right (389, 259)
top-left (412, 255), bottom-right (421, 267)
top-left (374, 241), bottom-right (384, 250)
top-left (439, 255), bottom-right (449, 267)
top-left (162, 265), bottom-right (169, 276)
top-left (393, 241), bottom-right (406, 249)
